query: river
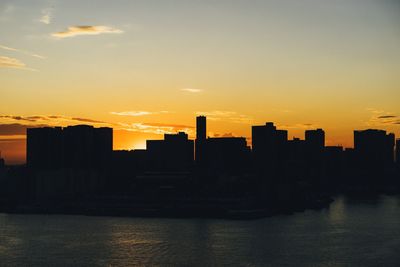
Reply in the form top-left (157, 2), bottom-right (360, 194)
top-left (1, 195), bottom-right (399, 266)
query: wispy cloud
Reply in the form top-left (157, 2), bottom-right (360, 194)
top-left (277, 123), bottom-right (316, 129)
top-left (196, 111), bottom-right (253, 124)
top-left (52, 26), bottom-right (123, 38)
top-left (110, 111), bottom-right (169, 117)
top-left (71, 118), bottom-right (107, 124)
top-left (0, 114), bottom-right (197, 142)
top-left (181, 88), bottom-right (203, 93)
top-left (0, 115), bottom-right (110, 127)
top-left (377, 115), bottom-right (397, 119)
top-left (0, 56), bottom-right (36, 71)
top-left (0, 56), bottom-right (25, 69)
top-left (0, 44), bottom-right (45, 59)
top-left (365, 108), bottom-right (399, 126)
top-left (117, 122), bottom-right (194, 136)
top-left (0, 124), bottom-right (34, 135)
top-left (39, 7), bottom-right (53, 24)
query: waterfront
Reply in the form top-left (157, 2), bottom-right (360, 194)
top-left (1, 195), bottom-right (399, 266)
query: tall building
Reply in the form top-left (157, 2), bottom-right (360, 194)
top-left (205, 137), bottom-right (250, 173)
top-left (196, 116), bottom-right (206, 141)
top-left (195, 116), bottom-right (207, 163)
top-left (396, 139), bottom-right (400, 165)
top-left (147, 132), bottom-right (194, 171)
top-left (27, 125), bottom-right (112, 170)
top-left (305, 129), bottom-right (325, 150)
top-left (252, 122), bottom-right (288, 170)
top-left (354, 129), bottom-right (395, 167)
top-left (27, 127), bottom-right (64, 169)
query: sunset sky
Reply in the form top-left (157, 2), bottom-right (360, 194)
top-left (1, 0), bottom-right (400, 164)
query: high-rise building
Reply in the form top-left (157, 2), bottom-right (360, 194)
top-left (195, 116), bottom-right (207, 163)
top-left (354, 129), bottom-right (395, 167)
top-left (204, 137), bottom-right (250, 173)
top-left (196, 116), bottom-right (206, 141)
top-left (27, 125), bottom-right (112, 170)
top-left (27, 127), bottom-right (64, 169)
top-left (252, 122), bottom-right (288, 170)
top-left (305, 129), bottom-right (325, 150)
top-left (147, 132), bottom-right (194, 171)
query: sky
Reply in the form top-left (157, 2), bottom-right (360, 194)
top-left (1, 0), bottom-right (400, 164)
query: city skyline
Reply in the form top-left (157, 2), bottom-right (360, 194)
top-left (1, 0), bottom-right (400, 163)
top-left (0, 114), bottom-right (398, 165)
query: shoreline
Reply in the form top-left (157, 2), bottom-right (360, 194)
top-left (0, 195), bottom-right (334, 220)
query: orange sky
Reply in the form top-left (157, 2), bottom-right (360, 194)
top-left (1, 1), bottom-right (400, 164)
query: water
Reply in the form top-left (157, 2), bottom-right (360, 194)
top-left (1, 195), bottom-right (399, 266)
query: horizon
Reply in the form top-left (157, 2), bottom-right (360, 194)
top-left (0, 115), bottom-right (398, 165)
top-left (1, 0), bottom-right (400, 163)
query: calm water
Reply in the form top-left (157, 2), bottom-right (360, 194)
top-left (1, 195), bottom-right (399, 267)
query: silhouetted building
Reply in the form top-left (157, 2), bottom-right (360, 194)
top-left (147, 132), bottom-right (194, 171)
top-left (204, 137), bottom-right (250, 174)
top-left (111, 149), bottom-right (148, 193)
top-left (26, 125), bottom-right (112, 199)
top-left (27, 127), bottom-right (64, 169)
top-left (354, 129), bottom-right (395, 168)
top-left (196, 116), bottom-right (207, 141)
top-left (304, 129), bottom-right (326, 183)
top-left (323, 146), bottom-right (344, 186)
top-left (305, 129), bottom-right (325, 150)
top-left (252, 122), bottom-right (288, 171)
top-left (27, 125), bottom-right (112, 170)
top-left (196, 116), bottom-right (207, 164)
top-left (64, 125), bottom-right (112, 169)
top-left (286, 137), bottom-right (307, 178)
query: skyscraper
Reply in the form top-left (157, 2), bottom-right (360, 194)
top-left (27, 125), bottom-right (112, 170)
top-left (354, 129), bottom-right (395, 167)
top-left (252, 122), bottom-right (288, 172)
top-left (195, 116), bottom-right (207, 163)
top-left (196, 116), bottom-right (206, 141)
top-left (147, 132), bottom-right (194, 171)
top-left (305, 129), bottom-right (325, 150)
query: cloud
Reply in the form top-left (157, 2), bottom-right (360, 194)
top-left (0, 44), bottom-right (45, 59)
top-left (110, 111), bottom-right (169, 117)
top-left (0, 115), bottom-right (112, 128)
top-left (0, 56), bottom-right (25, 68)
top-left (144, 122), bottom-right (194, 129)
top-left (377, 115), bottom-right (397, 119)
top-left (71, 117), bottom-right (107, 124)
top-left (221, 133), bottom-right (234, 137)
top-left (52, 26), bottom-right (123, 38)
top-left (39, 8), bottom-right (52, 24)
top-left (0, 124), bottom-right (30, 135)
top-left (0, 56), bottom-right (36, 71)
top-left (0, 114), bottom-right (196, 138)
top-left (365, 108), bottom-right (399, 126)
top-left (117, 122), bottom-right (194, 136)
top-left (181, 88), bottom-right (203, 93)
top-left (277, 123), bottom-right (315, 129)
top-left (0, 116), bottom-right (38, 122)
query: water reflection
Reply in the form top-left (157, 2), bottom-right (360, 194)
top-left (1, 195), bottom-right (400, 266)
top-left (329, 196), bottom-right (346, 224)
